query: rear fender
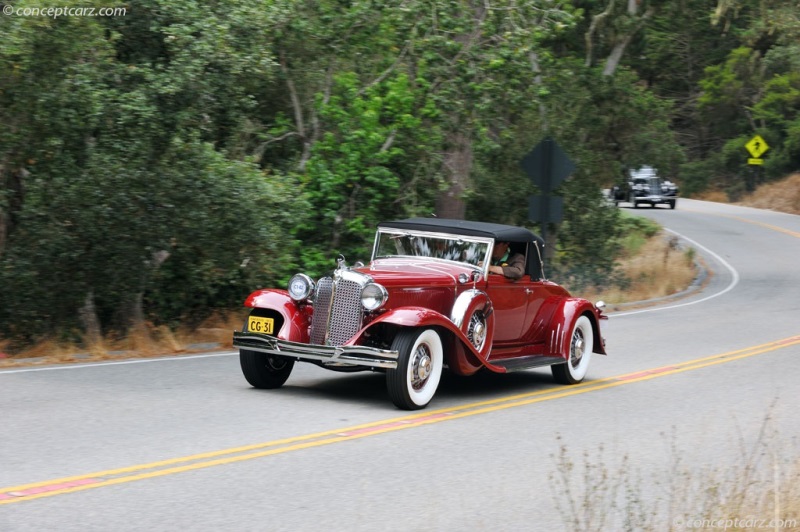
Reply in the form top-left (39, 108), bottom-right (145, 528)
top-left (545, 298), bottom-right (607, 360)
top-left (242, 289), bottom-right (310, 343)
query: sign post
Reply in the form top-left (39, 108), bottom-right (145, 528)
top-left (744, 135), bottom-right (769, 191)
top-left (520, 138), bottom-right (576, 264)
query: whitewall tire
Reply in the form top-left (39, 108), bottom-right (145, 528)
top-left (387, 328), bottom-right (444, 410)
top-left (552, 315), bottom-right (593, 384)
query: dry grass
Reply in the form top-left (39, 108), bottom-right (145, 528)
top-left (551, 414), bottom-right (800, 531)
top-left (693, 189), bottom-right (730, 203)
top-left (737, 173), bottom-right (800, 215)
top-left (580, 231), bottom-right (699, 306)
top-left (694, 172), bottom-right (800, 215)
top-left (0, 311), bottom-right (246, 368)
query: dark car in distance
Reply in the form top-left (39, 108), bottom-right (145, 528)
top-left (233, 218), bottom-right (608, 410)
top-left (611, 165), bottom-right (679, 209)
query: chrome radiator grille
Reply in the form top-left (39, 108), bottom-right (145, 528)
top-left (309, 278), bottom-right (333, 345)
top-left (309, 275), bottom-right (364, 346)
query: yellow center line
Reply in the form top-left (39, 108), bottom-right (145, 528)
top-left (2, 334), bottom-right (799, 505)
top-left (680, 207), bottom-right (800, 239)
top-left (722, 214), bottom-right (800, 239)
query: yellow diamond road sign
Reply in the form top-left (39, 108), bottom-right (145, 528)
top-left (745, 135), bottom-right (769, 158)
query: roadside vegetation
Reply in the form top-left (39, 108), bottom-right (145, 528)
top-left (551, 417), bottom-right (800, 531)
top-left (2, 0), bottom-right (798, 354)
top-left (737, 173), bottom-right (800, 215)
top-left (577, 214), bottom-right (699, 309)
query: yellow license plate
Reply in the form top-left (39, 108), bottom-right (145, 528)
top-left (247, 316), bottom-right (274, 335)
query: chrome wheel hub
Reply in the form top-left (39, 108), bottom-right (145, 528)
top-left (570, 331), bottom-right (585, 368)
top-left (467, 311), bottom-right (487, 350)
top-left (411, 345), bottom-right (432, 389)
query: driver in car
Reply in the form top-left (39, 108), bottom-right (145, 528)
top-left (487, 241), bottom-right (525, 280)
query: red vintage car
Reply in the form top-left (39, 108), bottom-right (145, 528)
top-left (233, 218), bottom-right (607, 409)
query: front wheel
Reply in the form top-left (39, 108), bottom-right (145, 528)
top-left (552, 315), bottom-right (593, 385)
top-left (240, 349), bottom-right (294, 389)
top-left (387, 328), bottom-right (443, 410)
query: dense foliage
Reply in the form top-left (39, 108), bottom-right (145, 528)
top-left (1, 0), bottom-right (797, 345)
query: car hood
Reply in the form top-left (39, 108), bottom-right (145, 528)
top-left (358, 258), bottom-right (476, 288)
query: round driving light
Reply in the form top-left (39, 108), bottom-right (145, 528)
top-left (361, 283), bottom-right (388, 311)
top-left (288, 274), bottom-right (315, 301)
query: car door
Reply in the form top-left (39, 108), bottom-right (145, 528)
top-left (519, 281), bottom-right (553, 344)
top-left (485, 274), bottom-right (528, 342)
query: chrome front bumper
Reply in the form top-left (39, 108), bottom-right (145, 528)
top-left (637, 194), bottom-right (676, 202)
top-left (232, 331), bottom-right (399, 369)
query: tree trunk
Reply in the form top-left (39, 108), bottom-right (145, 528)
top-left (0, 166), bottom-right (27, 256)
top-left (0, 211), bottom-right (6, 257)
top-left (585, 0), bottom-right (616, 68)
top-left (124, 250), bottom-right (170, 333)
top-left (602, 2), bottom-right (655, 77)
top-left (79, 290), bottom-right (102, 344)
top-left (435, 131), bottom-right (472, 219)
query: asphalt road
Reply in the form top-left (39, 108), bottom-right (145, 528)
top-left (2, 199), bottom-right (799, 531)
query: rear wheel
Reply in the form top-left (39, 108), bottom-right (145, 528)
top-left (240, 349), bottom-right (294, 389)
top-left (552, 316), bottom-right (593, 385)
top-left (387, 328), bottom-right (443, 410)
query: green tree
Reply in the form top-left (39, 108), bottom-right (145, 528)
top-left (0, 1), bottom-right (302, 345)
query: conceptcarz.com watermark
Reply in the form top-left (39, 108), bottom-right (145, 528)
top-left (2, 4), bottom-right (127, 18)
top-left (673, 516), bottom-right (798, 530)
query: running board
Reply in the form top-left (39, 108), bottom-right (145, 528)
top-left (488, 356), bottom-right (565, 372)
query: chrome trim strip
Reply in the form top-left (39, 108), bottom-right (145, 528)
top-left (233, 332), bottom-right (399, 369)
top-left (336, 267), bottom-right (372, 285)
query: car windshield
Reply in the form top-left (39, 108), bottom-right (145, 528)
top-left (373, 230), bottom-right (491, 268)
top-left (634, 177), bottom-right (661, 187)
top-left (630, 166), bottom-right (657, 179)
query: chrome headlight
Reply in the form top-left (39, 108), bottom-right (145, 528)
top-left (361, 283), bottom-right (388, 311)
top-left (288, 273), bottom-right (315, 301)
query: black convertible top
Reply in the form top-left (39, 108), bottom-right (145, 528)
top-left (379, 218), bottom-right (540, 243)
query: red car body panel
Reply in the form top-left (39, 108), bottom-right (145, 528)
top-left (244, 289), bottom-right (311, 343)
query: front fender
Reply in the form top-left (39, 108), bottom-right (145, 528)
top-left (450, 289), bottom-right (494, 360)
top-left (242, 289), bottom-right (310, 343)
top-left (366, 307), bottom-right (455, 329)
top-left (545, 298), bottom-right (607, 359)
top-left (364, 307), bottom-right (487, 375)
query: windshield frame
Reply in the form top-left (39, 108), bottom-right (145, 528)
top-left (371, 228), bottom-right (494, 273)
